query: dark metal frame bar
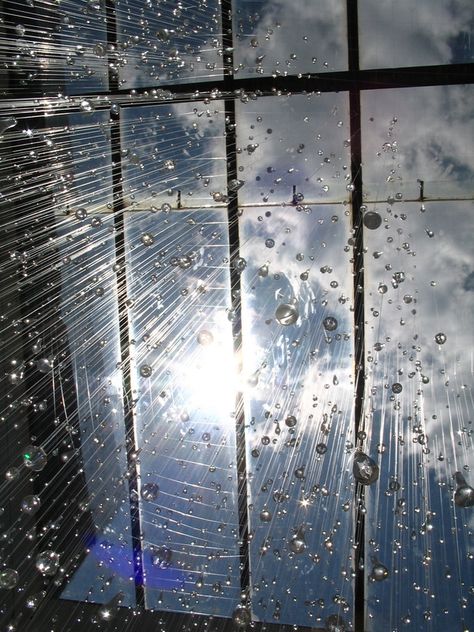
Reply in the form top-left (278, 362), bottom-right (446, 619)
top-left (222, 0), bottom-right (251, 603)
top-left (108, 62), bottom-right (474, 98)
top-left (105, 0), bottom-right (145, 609)
top-left (346, 3), bottom-right (366, 630)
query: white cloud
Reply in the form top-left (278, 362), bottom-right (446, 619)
top-left (359, 0), bottom-right (473, 68)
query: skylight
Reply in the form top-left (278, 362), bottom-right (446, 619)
top-left (0, 2), bottom-right (473, 631)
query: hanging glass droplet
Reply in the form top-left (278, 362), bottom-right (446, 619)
top-left (151, 546), bottom-right (172, 568)
top-left (435, 332), bottom-right (447, 345)
top-left (259, 508), bottom-right (272, 522)
top-left (140, 482), bottom-right (159, 502)
top-left (453, 472), bottom-right (474, 508)
top-left (363, 211), bottom-right (382, 230)
top-left (275, 303), bottom-right (299, 326)
top-left (370, 558), bottom-right (390, 581)
top-left (353, 452), bottom-right (379, 485)
top-left (233, 257), bottom-right (247, 272)
top-left (285, 415), bottom-right (297, 427)
top-left (25, 591), bottom-right (47, 610)
top-left (35, 551), bottom-right (60, 576)
top-left (23, 446), bottom-right (47, 472)
top-left (0, 568), bottom-right (19, 589)
top-left (232, 604), bottom-right (251, 628)
top-left (288, 525), bottom-right (306, 554)
top-left (74, 207), bottom-right (88, 221)
top-left (323, 316), bottom-right (338, 331)
top-left (20, 494), bottom-right (41, 515)
top-left (195, 574), bottom-right (204, 589)
top-left (197, 330), bottom-right (214, 346)
top-left (140, 232), bottom-right (155, 246)
top-left (139, 364), bottom-right (153, 378)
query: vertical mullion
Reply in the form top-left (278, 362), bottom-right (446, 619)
top-left (347, 1), bottom-right (366, 631)
top-left (222, 0), bottom-right (250, 603)
top-left (106, 0), bottom-right (145, 608)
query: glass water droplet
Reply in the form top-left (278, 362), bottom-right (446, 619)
top-left (363, 211), bottom-right (382, 230)
top-left (20, 494), bottom-right (41, 515)
top-left (435, 332), bottom-right (447, 345)
top-left (233, 257), bottom-right (247, 272)
top-left (140, 482), bottom-right (159, 502)
top-left (197, 330), bottom-right (214, 346)
top-left (371, 560), bottom-right (389, 581)
top-left (74, 208), bottom-right (88, 221)
top-left (259, 509), bottom-right (272, 522)
top-left (0, 568), bottom-right (19, 589)
top-left (323, 316), bottom-right (338, 331)
top-left (232, 604), bottom-right (251, 628)
top-left (35, 550), bottom-right (60, 576)
top-left (140, 233), bottom-right (154, 246)
top-left (275, 303), bottom-right (299, 326)
top-left (288, 526), bottom-right (306, 554)
top-left (139, 364), bottom-right (153, 378)
top-left (353, 452), bottom-right (379, 485)
top-left (25, 591), bottom-right (47, 610)
top-left (453, 472), bottom-right (474, 508)
top-left (151, 546), bottom-right (172, 568)
top-left (36, 357), bottom-right (52, 373)
top-left (23, 446), bottom-right (47, 472)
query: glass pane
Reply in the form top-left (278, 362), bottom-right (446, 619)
top-left (240, 204), bottom-right (355, 628)
top-left (363, 201), bottom-right (474, 631)
top-left (361, 85), bottom-right (474, 201)
top-left (121, 102), bottom-right (227, 210)
top-left (233, 0), bottom-right (348, 77)
top-left (51, 113), bottom-right (135, 606)
top-left (58, 215), bottom-right (136, 608)
top-left (124, 208), bottom-right (241, 616)
top-left (0, 105), bottom-right (135, 613)
top-left (116, 0), bottom-right (223, 88)
top-left (56, 110), bottom-right (114, 213)
top-left (236, 92), bottom-right (352, 206)
top-left (58, 0), bottom-right (109, 94)
top-left (0, 0), bottom-right (108, 95)
top-left (359, 0), bottom-right (474, 69)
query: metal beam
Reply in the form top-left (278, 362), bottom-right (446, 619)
top-left (347, 2), bottom-right (366, 630)
top-left (222, 0), bottom-right (251, 606)
top-left (91, 62), bottom-right (474, 102)
top-left (106, 0), bottom-right (145, 609)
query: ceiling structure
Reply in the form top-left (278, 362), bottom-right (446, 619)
top-left (0, 1), bottom-right (473, 631)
